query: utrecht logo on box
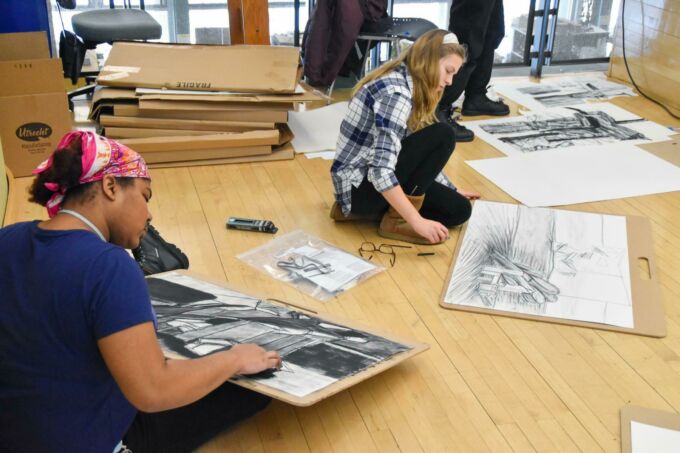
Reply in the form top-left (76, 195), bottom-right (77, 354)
top-left (16, 123), bottom-right (52, 142)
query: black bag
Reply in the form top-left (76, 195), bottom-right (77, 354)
top-left (132, 225), bottom-right (190, 276)
top-left (59, 30), bottom-right (87, 84)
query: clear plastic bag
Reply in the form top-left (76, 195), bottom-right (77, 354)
top-left (237, 230), bottom-right (384, 301)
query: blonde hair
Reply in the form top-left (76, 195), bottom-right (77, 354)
top-left (352, 29), bottom-right (467, 131)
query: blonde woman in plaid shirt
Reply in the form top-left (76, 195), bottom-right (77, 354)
top-left (330, 29), bottom-right (480, 245)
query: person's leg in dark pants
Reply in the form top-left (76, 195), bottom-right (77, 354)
top-left (459, 0), bottom-right (509, 116)
top-left (420, 182), bottom-right (472, 228)
top-left (123, 382), bottom-right (271, 453)
top-left (350, 122), bottom-right (455, 217)
top-left (439, 0), bottom-right (508, 119)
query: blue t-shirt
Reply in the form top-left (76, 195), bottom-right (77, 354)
top-left (0, 221), bottom-right (156, 452)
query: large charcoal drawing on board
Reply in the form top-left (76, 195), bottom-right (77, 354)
top-left (444, 201), bottom-right (634, 328)
top-left (481, 107), bottom-right (645, 152)
top-left (148, 273), bottom-right (410, 398)
top-left (493, 76), bottom-right (635, 110)
top-left (464, 103), bottom-right (673, 156)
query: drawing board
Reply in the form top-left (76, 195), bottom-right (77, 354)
top-left (440, 201), bottom-right (665, 337)
top-left (466, 144), bottom-right (680, 207)
top-left (621, 406), bottom-right (680, 453)
top-left (463, 102), bottom-right (674, 156)
top-left (492, 74), bottom-right (635, 110)
top-left (148, 271), bottom-right (428, 406)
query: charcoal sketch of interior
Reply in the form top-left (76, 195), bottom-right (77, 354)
top-left (444, 201), bottom-right (634, 328)
top-left (516, 78), bottom-right (634, 108)
top-left (148, 273), bottom-right (410, 398)
top-left (479, 107), bottom-right (647, 153)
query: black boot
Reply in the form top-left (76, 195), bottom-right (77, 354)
top-left (436, 106), bottom-right (474, 142)
top-left (462, 93), bottom-right (510, 116)
top-left (132, 224), bottom-right (190, 275)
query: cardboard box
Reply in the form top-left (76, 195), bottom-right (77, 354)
top-left (114, 104), bottom-right (288, 123)
top-left (0, 57), bottom-right (72, 177)
top-left (98, 42), bottom-right (301, 93)
top-left (0, 31), bottom-right (50, 61)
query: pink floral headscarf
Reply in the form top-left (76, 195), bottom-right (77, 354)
top-left (33, 131), bottom-right (150, 218)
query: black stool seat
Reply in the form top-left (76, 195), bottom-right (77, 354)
top-left (360, 17), bottom-right (437, 41)
top-left (72, 9), bottom-right (162, 43)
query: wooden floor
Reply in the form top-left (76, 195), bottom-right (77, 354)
top-left (7, 78), bottom-right (680, 452)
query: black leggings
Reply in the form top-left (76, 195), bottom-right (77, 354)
top-left (123, 382), bottom-right (271, 453)
top-left (350, 122), bottom-right (472, 228)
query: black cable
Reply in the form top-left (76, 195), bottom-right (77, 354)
top-left (621, 0), bottom-right (680, 120)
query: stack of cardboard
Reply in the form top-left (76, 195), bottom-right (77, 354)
top-left (89, 42), bottom-right (324, 167)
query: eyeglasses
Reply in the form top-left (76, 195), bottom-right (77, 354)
top-left (358, 242), bottom-right (412, 267)
top-left (276, 254), bottom-right (334, 277)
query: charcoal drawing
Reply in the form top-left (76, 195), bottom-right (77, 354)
top-left (444, 201), bottom-right (634, 328)
top-left (148, 273), bottom-right (410, 398)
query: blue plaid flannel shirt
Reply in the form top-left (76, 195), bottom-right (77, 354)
top-left (331, 64), bottom-right (456, 215)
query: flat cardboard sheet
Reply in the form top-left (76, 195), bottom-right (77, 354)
top-left (638, 134), bottom-right (680, 166)
top-left (463, 102), bottom-right (674, 156)
top-left (621, 406), bottom-right (680, 453)
top-left (147, 270), bottom-right (428, 406)
top-left (89, 87), bottom-right (138, 120)
top-left (138, 144), bottom-right (271, 164)
top-left (98, 42), bottom-right (301, 93)
top-left (119, 129), bottom-right (280, 152)
top-left (440, 201), bottom-right (666, 337)
top-left (114, 104), bottom-right (288, 123)
top-left (99, 115), bottom-right (275, 132)
top-left (147, 142), bottom-right (295, 168)
top-left (288, 102), bottom-right (348, 153)
top-left (139, 91), bottom-right (321, 104)
top-left (105, 127), bottom-right (216, 139)
top-left (466, 144), bottom-right (680, 207)
top-left (138, 99), bottom-right (294, 112)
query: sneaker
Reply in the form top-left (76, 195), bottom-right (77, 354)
top-left (436, 106), bottom-right (475, 142)
top-left (462, 86), bottom-right (510, 116)
top-left (132, 224), bottom-right (190, 275)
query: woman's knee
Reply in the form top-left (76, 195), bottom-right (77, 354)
top-left (443, 196), bottom-right (472, 228)
top-left (430, 122), bottom-right (456, 149)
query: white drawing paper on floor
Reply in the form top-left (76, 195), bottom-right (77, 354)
top-left (463, 102), bottom-right (673, 156)
top-left (288, 101), bottom-right (349, 153)
top-left (466, 144), bottom-right (680, 207)
top-left (492, 74), bottom-right (636, 110)
top-left (444, 201), bottom-right (633, 328)
top-left (148, 272), bottom-right (410, 398)
top-left (631, 421), bottom-right (680, 453)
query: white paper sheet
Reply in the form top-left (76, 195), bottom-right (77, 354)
top-left (304, 151), bottom-right (336, 160)
top-left (444, 201), bottom-right (634, 328)
top-left (631, 421), bottom-right (680, 453)
top-left (492, 74), bottom-right (636, 111)
top-left (463, 103), bottom-right (674, 156)
top-left (288, 102), bottom-right (349, 153)
top-left (467, 144), bottom-right (680, 207)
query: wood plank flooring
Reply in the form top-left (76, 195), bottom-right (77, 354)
top-left (7, 78), bottom-right (680, 452)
